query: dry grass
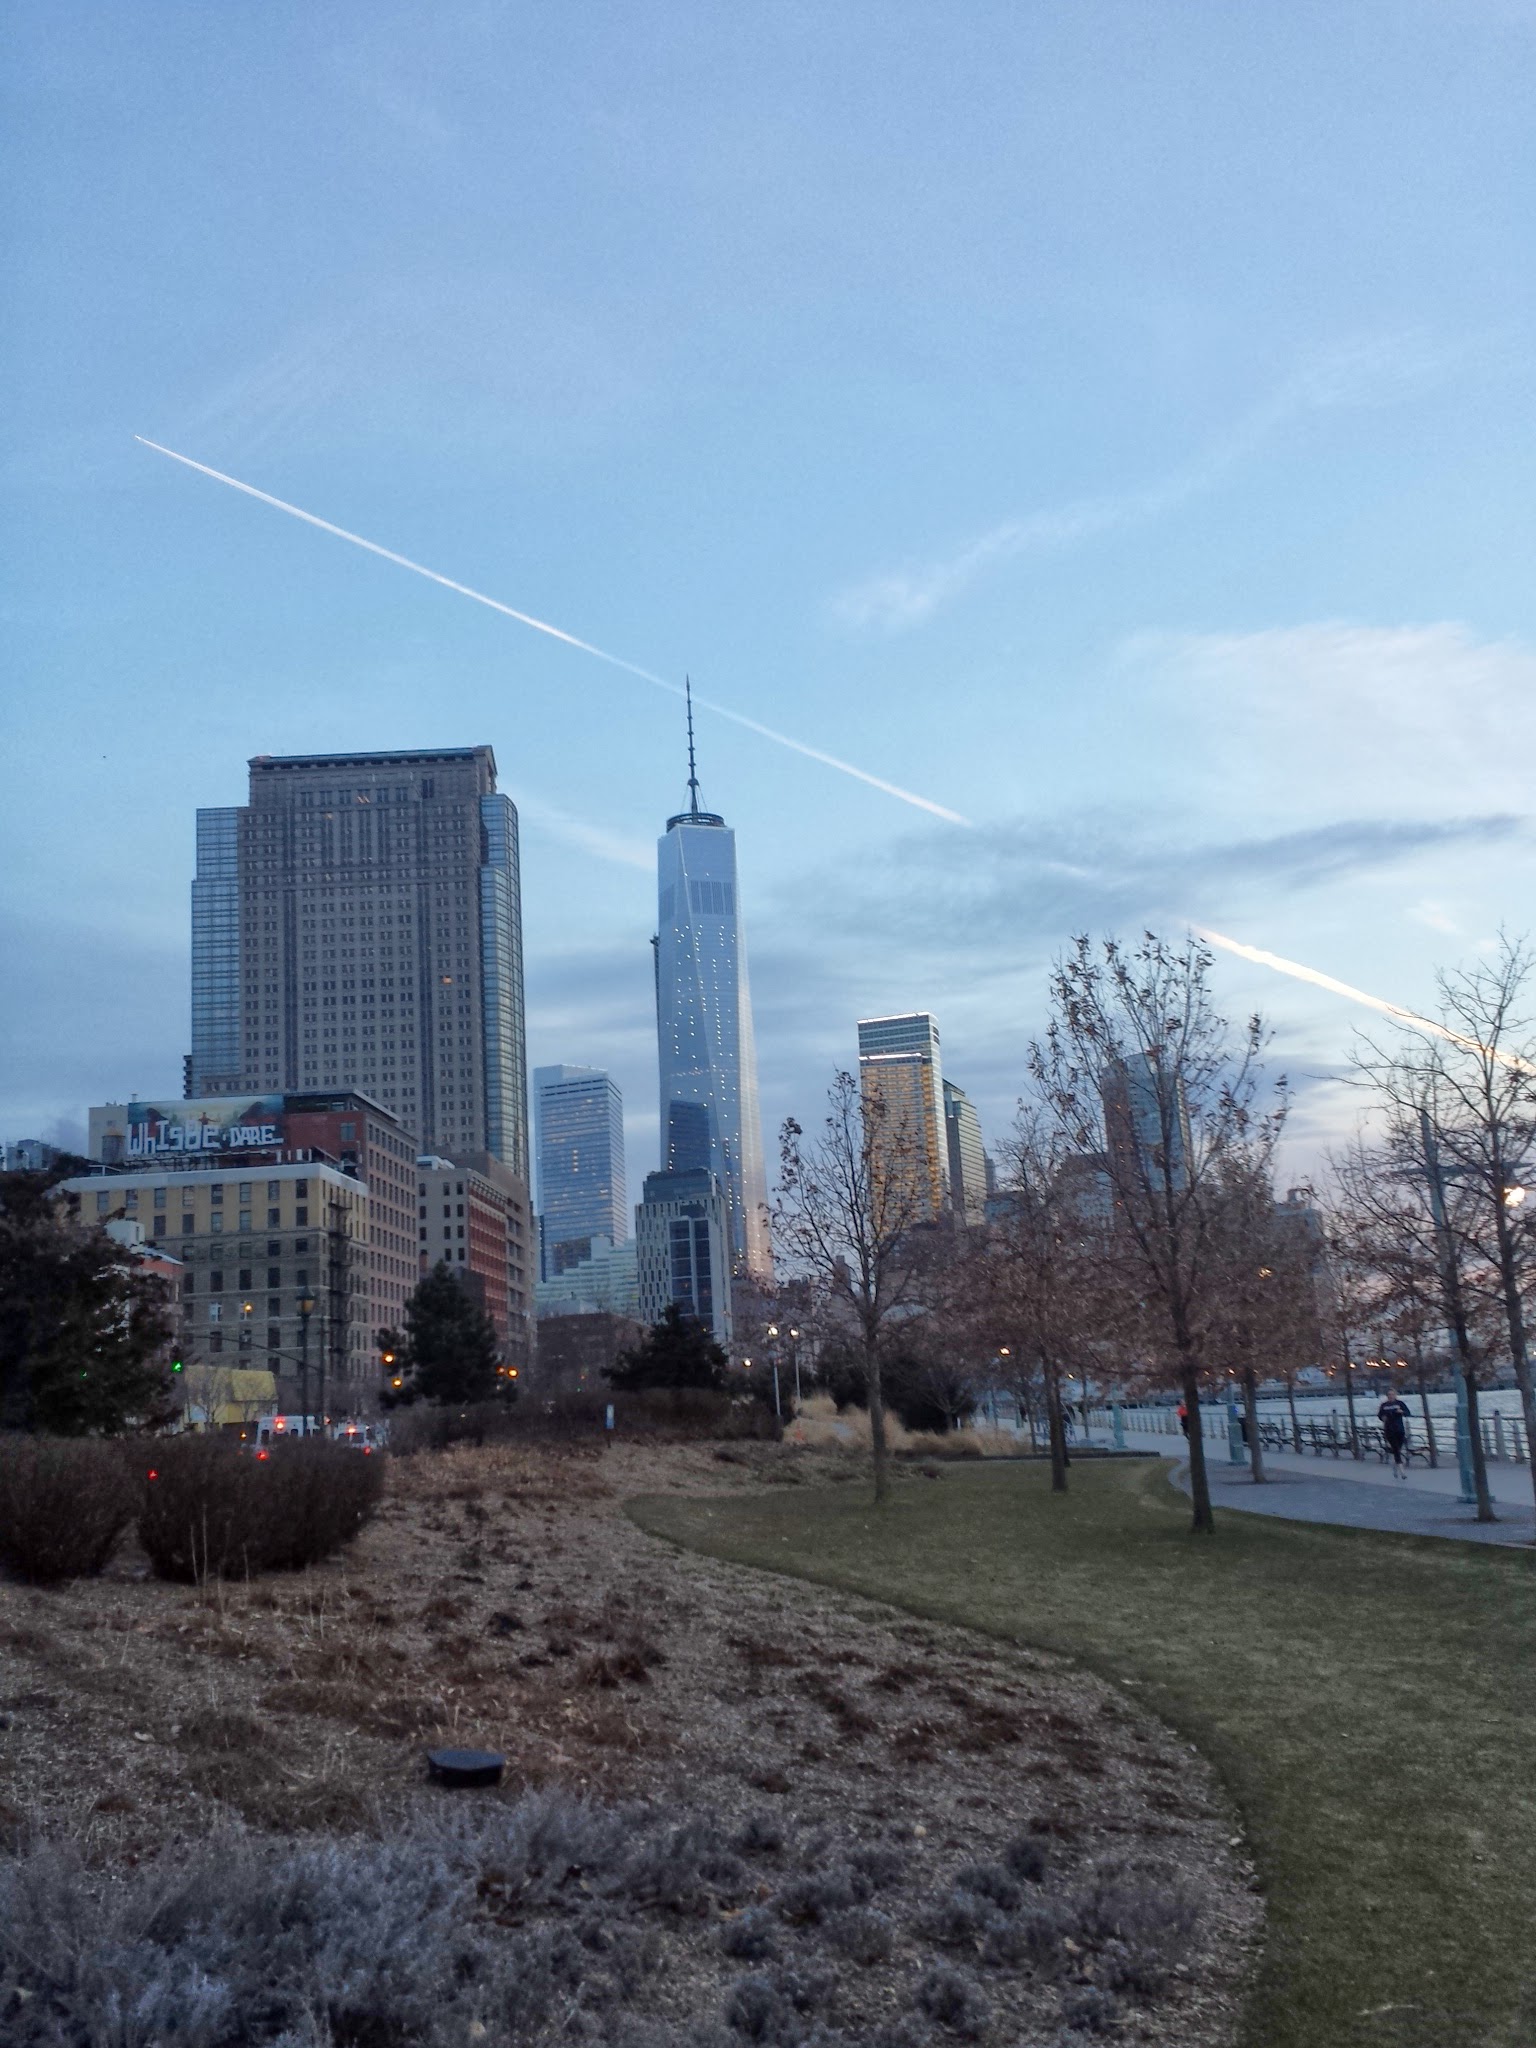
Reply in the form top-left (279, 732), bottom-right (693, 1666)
top-left (0, 1437), bottom-right (1259, 2047)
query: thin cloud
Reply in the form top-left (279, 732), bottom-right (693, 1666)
top-left (832, 331), bottom-right (1465, 631)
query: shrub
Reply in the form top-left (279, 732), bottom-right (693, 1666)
top-left (0, 1434), bottom-right (136, 1583)
top-left (734, 1812), bottom-right (788, 1857)
top-left (914, 1889), bottom-right (1000, 1949)
top-left (1059, 1986), bottom-right (1120, 2034)
top-left (1073, 1857), bottom-right (1199, 1994)
top-left (848, 1842), bottom-right (911, 1892)
top-left (954, 1861), bottom-right (1021, 1911)
top-left (1001, 1836), bottom-right (1048, 1884)
top-left (773, 1866), bottom-right (870, 1925)
top-left (914, 1964), bottom-right (991, 2040)
top-left (136, 1436), bottom-right (383, 1581)
top-left (825, 1907), bottom-right (895, 1965)
top-left (719, 1909), bottom-right (781, 1962)
top-left (387, 1387), bottom-right (778, 1453)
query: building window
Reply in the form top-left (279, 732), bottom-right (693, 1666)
top-left (153, 1188), bottom-right (167, 1209)
top-left (210, 1331), bottom-right (223, 1354)
top-left (295, 1207), bottom-right (308, 1226)
top-left (187, 1214), bottom-right (202, 1235)
top-left (95, 1192), bottom-right (111, 1214)
top-left (208, 1303), bottom-right (222, 1323)
top-left (268, 1208), bottom-right (282, 1228)
top-left (239, 1209), bottom-right (252, 1231)
top-left (152, 1215), bottom-right (167, 1237)
top-left (267, 1267), bottom-right (281, 1288)
top-left (295, 1179), bottom-right (309, 1197)
top-left (268, 1239), bottom-right (281, 1257)
top-left (296, 1268), bottom-right (309, 1287)
top-left (296, 1237), bottom-right (310, 1254)
top-left (238, 1330), bottom-right (252, 1351)
top-left (238, 1268), bottom-right (252, 1290)
top-left (210, 1270), bottom-right (224, 1292)
top-left (267, 1328), bottom-right (281, 1351)
top-left (340, 1124), bottom-right (355, 1141)
top-left (268, 1298), bottom-right (281, 1318)
top-left (239, 1184), bottom-right (253, 1201)
top-left (209, 1186), bottom-right (224, 1204)
top-left (267, 1181), bottom-right (281, 1200)
top-left (183, 1274), bottom-right (194, 1294)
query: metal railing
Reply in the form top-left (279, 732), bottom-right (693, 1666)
top-left (1094, 1402), bottom-right (1530, 1465)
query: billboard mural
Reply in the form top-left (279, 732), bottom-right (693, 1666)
top-left (90, 1098), bottom-right (285, 1162)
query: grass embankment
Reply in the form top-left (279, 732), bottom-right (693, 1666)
top-left (632, 1458), bottom-right (1536, 2048)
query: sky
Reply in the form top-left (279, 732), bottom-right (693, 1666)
top-left (4, 1), bottom-right (1536, 1193)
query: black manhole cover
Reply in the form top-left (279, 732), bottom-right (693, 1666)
top-left (426, 1747), bottom-right (505, 1788)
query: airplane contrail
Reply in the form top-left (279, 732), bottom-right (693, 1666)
top-left (1197, 925), bottom-right (1536, 1072)
top-left (134, 436), bottom-right (971, 827)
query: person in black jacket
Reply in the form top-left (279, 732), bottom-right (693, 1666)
top-left (1378, 1390), bottom-right (1412, 1479)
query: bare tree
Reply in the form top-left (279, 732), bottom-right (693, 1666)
top-left (1353, 935), bottom-right (1536, 1522)
top-left (775, 1071), bottom-right (931, 1502)
top-left (978, 1108), bottom-right (1117, 1492)
top-left (1028, 932), bottom-right (1286, 1534)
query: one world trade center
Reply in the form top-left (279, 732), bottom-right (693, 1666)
top-left (654, 693), bottom-right (772, 1279)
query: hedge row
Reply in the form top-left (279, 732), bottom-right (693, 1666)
top-left (0, 1435), bottom-right (383, 1586)
top-left (386, 1387), bottom-right (780, 1454)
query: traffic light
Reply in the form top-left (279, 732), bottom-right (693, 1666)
top-left (171, 1356), bottom-right (184, 1374)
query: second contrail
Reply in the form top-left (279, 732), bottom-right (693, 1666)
top-left (134, 436), bottom-right (971, 827)
top-left (1197, 926), bottom-right (1536, 1072)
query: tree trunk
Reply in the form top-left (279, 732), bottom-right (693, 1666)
top-left (1412, 1342), bottom-right (1438, 1469)
top-left (865, 1332), bottom-right (889, 1504)
top-left (1179, 1355), bottom-right (1215, 1533)
top-left (1041, 1353), bottom-right (1069, 1493)
top-left (1242, 1365), bottom-right (1266, 1482)
top-left (1342, 1359), bottom-right (1361, 1457)
top-left (1462, 1364), bottom-right (1497, 1522)
top-left (1285, 1373), bottom-right (1302, 1453)
top-left (1490, 1202), bottom-right (1536, 1524)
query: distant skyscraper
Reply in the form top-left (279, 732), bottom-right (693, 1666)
top-left (857, 1012), bottom-right (948, 1221)
top-left (653, 693), bottom-right (770, 1278)
top-left (1101, 1051), bottom-right (1191, 1194)
top-left (189, 747), bottom-right (528, 1177)
top-left (534, 1065), bottom-right (627, 1276)
top-left (635, 1167), bottom-right (733, 1347)
top-left (942, 1078), bottom-right (988, 1225)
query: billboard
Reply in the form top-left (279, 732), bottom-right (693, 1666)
top-left (90, 1098), bottom-right (285, 1162)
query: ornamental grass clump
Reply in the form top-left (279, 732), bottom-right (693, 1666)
top-left (0, 1434), bottom-right (136, 1584)
top-left (136, 1435), bottom-right (383, 1581)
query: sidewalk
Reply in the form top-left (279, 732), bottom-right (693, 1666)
top-left (1108, 1419), bottom-right (1536, 1509)
top-left (1114, 1434), bottom-right (1536, 1546)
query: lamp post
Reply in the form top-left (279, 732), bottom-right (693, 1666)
top-left (765, 1325), bottom-right (782, 1421)
top-left (788, 1326), bottom-right (801, 1406)
top-left (298, 1294), bottom-right (315, 1431)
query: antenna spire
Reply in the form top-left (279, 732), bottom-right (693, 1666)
top-left (685, 676), bottom-right (701, 818)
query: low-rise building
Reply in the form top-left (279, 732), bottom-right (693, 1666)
top-left (416, 1154), bottom-right (532, 1359)
top-left (59, 1160), bottom-right (370, 1415)
top-left (536, 1236), bottom-right (639, 1320)
top-left (89, 1093), bottom-right (418, 1375)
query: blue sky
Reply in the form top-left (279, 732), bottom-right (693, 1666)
top-left (5, 1), bottom-right (1536, 1188)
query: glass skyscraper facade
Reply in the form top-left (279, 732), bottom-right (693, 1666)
top-left (533, 1064), bottom-right (627, 1275)
top-left (654, 750), bottom-right (771, 1279)
top-left (189, 807), bottom-right (241, 1096)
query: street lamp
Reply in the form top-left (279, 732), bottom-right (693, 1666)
top-left (298, 1293), bottom-right (315, 1429)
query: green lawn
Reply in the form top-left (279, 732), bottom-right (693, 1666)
top-left (631, 1458), bottom-right (1536, 2048)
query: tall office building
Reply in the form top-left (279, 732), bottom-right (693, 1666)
top-left (533, 1065), bottom-right (627, 1275)
top-left (942, 1078), bottom-right (988, 1225)
top-left (189, 748), bottom-right (528, 1178)
top-left (653, 699), bottom-right (771, 1278)
top-left (857, 1011), bottom-right (948, 1221)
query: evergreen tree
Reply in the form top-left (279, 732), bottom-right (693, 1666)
top-left (0, 1168), bottom-right (176, 1434)
top-left (394, 1263), bottom-right (502, 1405)
top-left (608, 1302), bottom-right (727, 1392)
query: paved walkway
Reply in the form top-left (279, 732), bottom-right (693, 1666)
top-left (1128, 1442), bottom-right (1536, 1546)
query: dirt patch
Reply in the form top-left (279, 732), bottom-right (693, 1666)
top-left (0, 1438), bottom-right (1260, 2043)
